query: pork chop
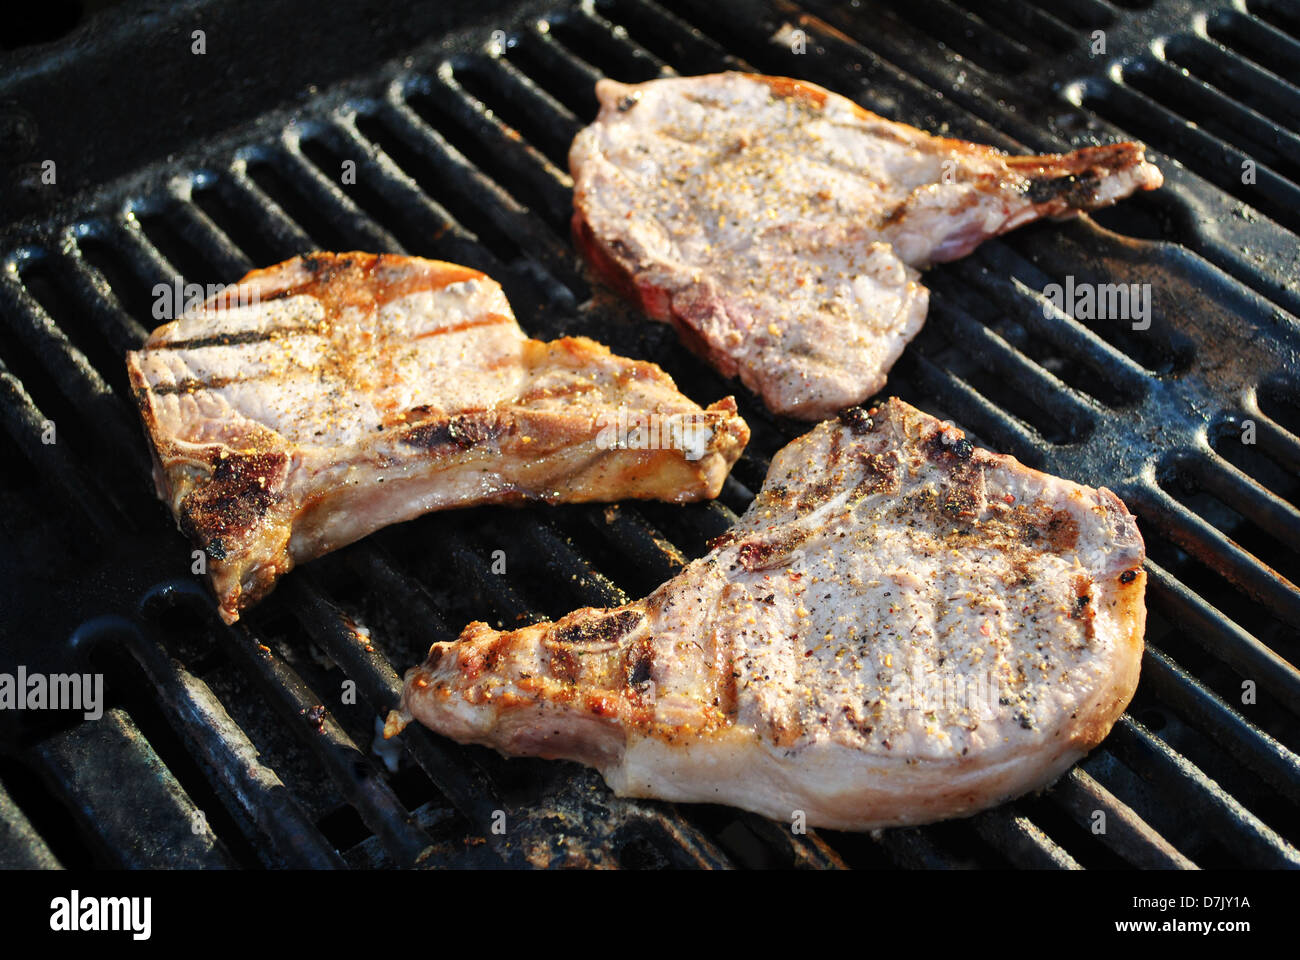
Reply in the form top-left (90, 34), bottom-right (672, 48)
top-left (126, 252), bottom-right (749, 624)
top-left (387, 398), bottom-right (1146, 831)
top-left (570, 72), bottom-right (1164, 420)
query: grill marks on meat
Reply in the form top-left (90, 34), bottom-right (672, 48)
top-left (126, 253), bottom-right (749, 623)
top-left (570, 73), bottom-right (1163, 420)
top-left (178, 450), bottom-right (289, 562)
top-left (389, 398), bottom-right (1146, 831)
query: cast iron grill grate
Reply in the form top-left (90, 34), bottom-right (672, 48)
top-left (0, 0), bottom-right (1298, 869)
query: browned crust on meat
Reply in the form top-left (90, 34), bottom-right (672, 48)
top-left (1072, 592), bottom-right (1145, 749)
top-left (1007, 142), bottom-right (1156, 207)
top-left (572, 208), bottom-right (723, 371)
top-left (571, 211), bottom-right (648, 311)
top-left (389, 398), bottom-right (1146, 829)
top-left (399, 410), bottom-right (512, 452)
top-left (735, 528), bottom-right (812, 571)
top-left (128, 253), bottom-right (751, 624)
top-left (397, 397), bottom-right (1144, 742)
top-left (746, 74), bottom-right (1159, 209)
top-left (401, 603), bottom-right (731, 747)
top-left (228, 251), bottom-right (484, 318)
top-left (177, 451), bottom-right (288, 560)
top-left (570, 74), bottom-right (1160, 421)
top-left (553, 609), bottom-right (645, 647)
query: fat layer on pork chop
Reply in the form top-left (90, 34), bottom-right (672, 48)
top-left (388, 398), bottom-right (1146, 831)
top-left (126, 252), bottom-right (749, 624)
top-left (570, 72), bottom-right (1164, 420)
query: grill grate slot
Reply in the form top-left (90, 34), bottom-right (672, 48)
top-left (223, 163), bottom-right (319, 257)
top-left (406, 70), bottom-right (574, 233)
top-left (930, 266), bottom-right (1143, 409)
top-left (1021, 0), bottom-right (1113, 30)
top-left (1206, 9), bottom-right (1300, 86)
top-left (27, 708), bottom-right (235, 869)
top-left (1127, 485), bottom-right (1300, 632)
top-left (0, 775), bottom-right (66, 870)
top-left (0, 358), bottom-right (121, 542)
top-left (218, 618), bottom-right (433, 866)
top-left (1161, 448), bottom-right (1300, 589)
top-left (1078, 75), bottom-right (1300, 235)
top-left (273, 142), bottom-right (408, 253)
top-left (191, 174), bottom-right (301, 268)
top-left (995, 229), bottom-right (1197, 376)
top-left (1164, 33), bottom-right (1300, 133)
top-left (950, 0), bottom-right (1079, 52)
top-left (593, 0), bottom-right (747, 75)
top-left (1141, 645), bottom-right (1300, 809)
top-left (1146, 561), bottom-right (1300, 718)
top-left (243, 150), bottom-right (360, 252)
top-left (1256, 380), bottom-right (1300, 441)
top-left (786, 1), bottom-right (1047, 149)
top-left (1105, 716), bottom-right (1299, 868)
top-left (1211, 412), bottom-right (1300, 509)
top-left (1047, 767), bottom-right (1195, 869)
top-left (353, 105), bottom-right (579, 293)
top-left (924, 290), bottom-right (1099, 445)
top-left (861, 0), bottom-right (1036, 75)
top-left (74, 226), bottom-right (165, 340)
top-left (981, 272), bottom-right (1152, 402)
top-left (546, 6), bottom-right (675, 82)
top-left (15, 251), bottom-right (140, 415)
top-left (506, 29), bottom-right (611, 119)
top-left (283, 579), bottom-right (508, 835)
top-left (296, 125), bottom-right (487, 269)
top-left (0, 263), bottom-right (144, 516)
top-left (116, 616), bottom-right (347, 868)
top-left (968, 808), bottom-right (1082, 869)
top-left (454, 55), bottom-right (584, 168)
top-left (156, 193), bottom-right (255, 280)
top-left (1244, 0), bottom-right (1300, 46)
top-left (134, 204), bottom-right (233, 288)
top-left (1131, 53), bottom-right (1300, 184)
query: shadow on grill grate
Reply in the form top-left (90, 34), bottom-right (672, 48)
top-left (1, 0), bottom-right (1298, 870)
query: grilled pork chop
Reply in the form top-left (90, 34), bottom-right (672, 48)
top-left (570, 72), bottom-right (1164, 420)
top-left (388, 398), bottom-right (1146, 831)
top-left (126, 253), bottom-right (749, 624)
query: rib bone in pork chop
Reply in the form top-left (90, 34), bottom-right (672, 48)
top-left (388, 398), bottom-right (1146, 830)
top-left (570, 72), bottom-right (1164, 420)
top-left (126, 253), bottom-right (749, 624)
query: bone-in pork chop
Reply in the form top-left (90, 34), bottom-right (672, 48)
top-left (126, 252), bottom-right (749, 623)
top-left (570, 72), bottom-right (1163, 420)
top-left (388, 398), bottom-right (1145, 831)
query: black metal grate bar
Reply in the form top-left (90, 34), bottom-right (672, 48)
top-left (969, 809), bottom-right (1082, 869)
top-left (1144, 561), bottom-right (1300, 716)
top-left (281, 578), bottom-right (516, 856)
top-left (0, 782), bottom-right (63, 870)
top-left (214, 618), bottom-right (434, 866)
top-left (115, 614), bottom-right (347, 868)
top-left (1105, 716), bottom-right (1300, 868)
top-left (871, 826), bottom-right (962, 869)
top-left (1128, 485), bottom-right (1300, 627)
top-left (27, 708), bottom-right (235, 869)
top-left (1047, 768), bottom-right (1196, 870)
top-left (1140, 644), bottom-right (1300, 808)
top-left (0, 358), bottom-right (121, 542)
